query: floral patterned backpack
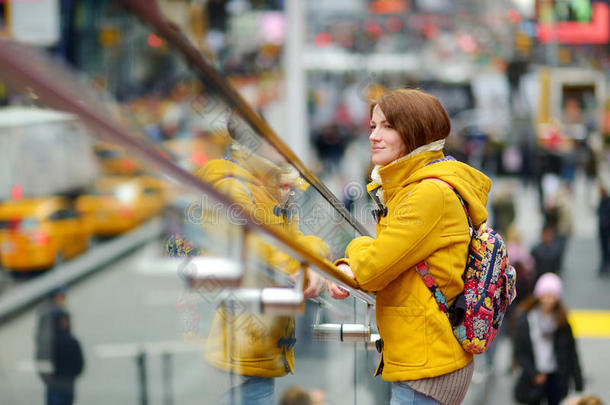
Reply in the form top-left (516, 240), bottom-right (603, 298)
top-left (414, 179), bottom-right (517, 354)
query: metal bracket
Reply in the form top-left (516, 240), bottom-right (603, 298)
top-left (312, 323), bottom-right (371, 342)
top-left (219, 287), bottom-right (304, 316)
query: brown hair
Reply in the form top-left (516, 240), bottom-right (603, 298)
top-left (519, 295), bottom-right (568, 327)
top-left (577, 395), bottom-right (605, 405)
top-left (280, 387), bottom-right (312, 405)
top-left (370, 89), bottom-right (451, 154)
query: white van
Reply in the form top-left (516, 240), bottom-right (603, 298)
top-left (0, 107), bottom-right (98, 200)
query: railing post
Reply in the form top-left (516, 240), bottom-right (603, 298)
top-left (136, 350), bottom-right (148, 405)
top-left (162, 352), bottom-right (174, 405)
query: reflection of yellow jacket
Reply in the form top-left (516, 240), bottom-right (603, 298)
top-left (338, 151), bottom-right (491, 381)
top-left (195, 151), bottom-right (329, 378)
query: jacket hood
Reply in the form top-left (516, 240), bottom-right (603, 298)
top-left (406, 157), bottom-right (491, 226)
top-left (195, 158), bottom-right (261, 189)
top-left (371, 151), bottom-right (491, 226)
top-left (195, 148), bottom-right (286, 188)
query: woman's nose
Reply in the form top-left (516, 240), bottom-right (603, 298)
top-left (369, 128), bottom-right (380, 142)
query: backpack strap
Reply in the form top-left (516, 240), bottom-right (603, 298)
top-left (426, 178), bottom-right (474, 235)
top-left (414, 261), bottom-right (449, 314)
top-left (414, 261), bottom-right (466, 327)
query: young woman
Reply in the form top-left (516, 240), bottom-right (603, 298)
top-left (514, 272), bottom-right (584, 405)
top-left (328, 89), bottom-right (492, 405)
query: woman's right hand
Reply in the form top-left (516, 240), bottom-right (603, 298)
top-left (327, 263), bottom-right (355, 300)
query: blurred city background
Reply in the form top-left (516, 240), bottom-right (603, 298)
top-left (0, 0), bottom-right (609, 404)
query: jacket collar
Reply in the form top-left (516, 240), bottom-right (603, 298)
top-left (367, 150), bottom-right (445, 203)
top-left (370, 139), bottom-right (445, 186)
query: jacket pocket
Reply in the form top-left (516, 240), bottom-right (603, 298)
top-left (378, 305), bottom-right (427, 367)
top-left (228, 314), bottom-right (281, 362)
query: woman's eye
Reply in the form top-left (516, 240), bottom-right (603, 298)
top-left (384, 124), bottom-right (393, 129)
top-left (369, 125), bottom-right (376, 130)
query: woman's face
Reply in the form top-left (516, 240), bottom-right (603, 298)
top-left (539, 293), bottom-right (559, 314)
top-left (369, 105), bottom-right (407, 167)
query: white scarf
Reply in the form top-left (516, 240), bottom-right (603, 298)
top-left (528, 307), bottom-right (558, 373)
top-left (370, 139), bottom-right (445, 204)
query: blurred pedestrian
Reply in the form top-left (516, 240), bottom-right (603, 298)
top-left (329, 89), bottom-right (493, 405)
top-left (312, 123), bottom-right (351, 173)
top-left (513, 273), bottom-right (583, 405)
top-left (36, 288), bottom-right (85, 405)
top-left (531, 225), bottom-right (564, 280)
top-left (36, 287), bottom-right (68, 380)
top-left (598, 186), bottom-right (610, 276)
top-left (543, 183), bottom-right (573, 253)
top-left (491, 186), bottom-right (515, 235)
top-left (506, 226), bottom-right (536, 305)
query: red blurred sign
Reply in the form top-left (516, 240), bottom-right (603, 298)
top-left (537, 2), bottom-right (609, 44)
top-left (11, 184), bottom-right (22, 201)
top-left (369, 0), bottom-right (409, 14)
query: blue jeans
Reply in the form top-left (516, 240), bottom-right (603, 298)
top-left (391, 383), bottom-right (441, 405)
top-left (221, 376), bottom-right (274, 405)
top-left (46, 389), bottom-right (74, 405)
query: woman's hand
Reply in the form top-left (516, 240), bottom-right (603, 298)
top-left (533, 373), bottom-right (547, 386)
top-left (327, 263), bottom-right (355, 300)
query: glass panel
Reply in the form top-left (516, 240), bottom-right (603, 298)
top-left (0, 2), bottom-right (377, 405)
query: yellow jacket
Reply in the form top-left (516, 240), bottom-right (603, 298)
top-left (337, 151), bottom-right (491, 381)
top-left (195, 151), bottom-right (329, 378)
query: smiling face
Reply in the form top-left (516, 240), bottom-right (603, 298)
top-left (369, 104), bottom-right (407, 167)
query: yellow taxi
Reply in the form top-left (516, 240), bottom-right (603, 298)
top-left (75, 176), bottom-right (166, 236)
top-left (0, 197), bottom-right (92, 271)
top-left (93, 142), bottom-right (141, 175)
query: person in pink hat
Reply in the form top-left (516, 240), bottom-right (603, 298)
top-left (513, 273), bottom-right (584, 405)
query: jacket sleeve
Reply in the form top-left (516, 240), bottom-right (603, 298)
top-left (73, 337), bottom-right (85, 377)
top-left (299, 234), bottom-right (330, 259)
top-left (566, 323), bottom-right (584, 391)
top-left (514, 314), bottom-right (538, 381)
top-left (343, 181), bottom-right (446, 291)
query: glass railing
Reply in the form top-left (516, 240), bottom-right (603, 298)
top-left (0, 1), bottom-right (386, 404)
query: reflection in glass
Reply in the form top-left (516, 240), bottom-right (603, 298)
top-left (0, 2), bottom-right (378, 403)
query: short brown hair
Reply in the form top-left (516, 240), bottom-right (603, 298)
top-left (371, 89), bottom-right (451, 154)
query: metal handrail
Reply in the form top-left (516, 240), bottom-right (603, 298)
top-left (122, 0), bottom-right (371, 239)
top-left (0, 40), bottom-right (375, 305)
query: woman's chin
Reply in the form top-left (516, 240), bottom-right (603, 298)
top-left (372, 157), bottom-right (390, 166)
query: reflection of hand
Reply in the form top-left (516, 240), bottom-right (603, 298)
top-left (533, 373), bottom-right (547, 386)
top-left (303, 270), bottom-right (326, 299)
top-left (327, 263), bottom-right (355, 300)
